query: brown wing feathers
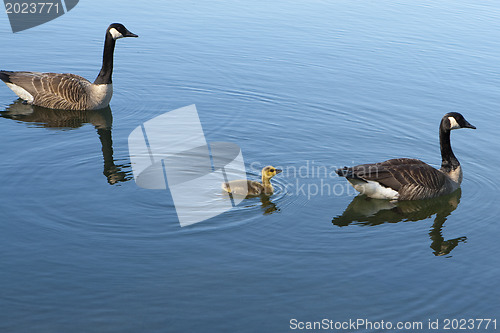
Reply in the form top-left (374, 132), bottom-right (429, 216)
top-left (337, 158), bottom-right (447, 194)
top-left (2, 71), bottom-right (90, 110)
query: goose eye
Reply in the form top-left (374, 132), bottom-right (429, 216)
top-left (270, 169), bottom-right (275, 172)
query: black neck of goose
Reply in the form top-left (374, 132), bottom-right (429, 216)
top-left (439, 122), bottom-right (459, 172)
top-left (94, 33), bottom-right (115, 85)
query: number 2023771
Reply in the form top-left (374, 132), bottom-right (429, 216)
top-left (5, 2), bottom-right (60, 14)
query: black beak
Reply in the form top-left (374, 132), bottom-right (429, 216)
top-left (275, 169), bottom-right (283, 174)
top-left (464, 120), bottom-right (476, 129)
top-left (124, 30), bottom-right (138, 38)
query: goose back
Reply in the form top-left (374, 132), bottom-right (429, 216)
top-left (337, 158), bottom-right (459, 200)
top-left (0, 71), bottom-right (112, 110)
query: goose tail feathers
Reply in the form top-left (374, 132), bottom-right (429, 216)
top-left (336, 166), bottom-right (366, 182)
top-left (0, 71), bottom-right (13, 84)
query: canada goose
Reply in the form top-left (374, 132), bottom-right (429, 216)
top-left (0, 23), bottom-right (138, 111)
top-left (336, 112), bottom-right (476, 200)
top-left (222, 166), bottom-right (282, 196)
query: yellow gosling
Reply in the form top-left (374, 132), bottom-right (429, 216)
top-left (222, 166), bottom-right (282, 197)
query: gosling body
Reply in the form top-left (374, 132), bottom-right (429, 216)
top-left (336, 113), bottom-right (475, 200)
top-left (222, 166), bottom-right (282, 197)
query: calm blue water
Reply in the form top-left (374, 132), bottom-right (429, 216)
top-left (1, 1), bottom-right (499, 332)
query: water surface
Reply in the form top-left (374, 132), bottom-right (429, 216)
top-left (0, 1), bottom-right (499, 332)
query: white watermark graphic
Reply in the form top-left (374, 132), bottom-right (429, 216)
top-left (128, 104), bottom-right (247, 227)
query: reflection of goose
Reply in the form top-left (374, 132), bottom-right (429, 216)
top-left (222, 166), bottom-right (282, 196)
top-left (259, 196), bottom-right (280, 215)
top-left (0, 101), bottom-right (131, 185)
top-left (332, 190), bottom-right (466, 256)
top-left (0, 23), bottom-right (138, 110)
top-left (336, 113), bottom-right (476, 200)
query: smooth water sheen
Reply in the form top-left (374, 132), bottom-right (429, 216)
top-left (1, 1), bottom-right (499, 332)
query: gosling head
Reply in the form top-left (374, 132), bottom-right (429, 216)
top-left (107, 23), bottom-right (138, 40)
top-left (262, 166), bottom-right (282, 180)
top-left (442, 112), bottom-right (476, 131)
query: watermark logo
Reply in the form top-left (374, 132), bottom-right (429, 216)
top-left (128, 104), bottom-right (247, 227)
top-left (4, 0), bottom-right (79, 33)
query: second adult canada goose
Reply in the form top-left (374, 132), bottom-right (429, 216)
top-left (0, 23), bottom-right (138, 111)
top-left (336, 112), bottom-right (476, 200)
top-left (222, 166), bottom-right (282, 196)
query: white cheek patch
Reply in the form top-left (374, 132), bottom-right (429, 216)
top-left (448, 116), bottom-right (460, 130)
top-left (109, 28), bottom-right (123, 40)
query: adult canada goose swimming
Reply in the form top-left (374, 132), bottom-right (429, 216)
top-left (336, 112), bottom-right (476, 200)
top-left (222, 166), bottom-right (282, 196)
top-left (0, 23), bottom-right (138, 111)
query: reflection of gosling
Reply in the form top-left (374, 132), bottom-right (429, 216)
top-left (222, 166), bottom-right (282, 196)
